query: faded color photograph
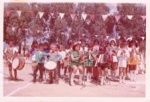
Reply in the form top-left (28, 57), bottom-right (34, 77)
top-left (3, 2), bottom-right (146, 97)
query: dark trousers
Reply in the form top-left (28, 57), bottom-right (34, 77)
top-left (33, 63), bottom-right (44, 81)
top-left (49, 67), bottom-right (59, 83)
top-left (57, 62), bottom-right (61, 78)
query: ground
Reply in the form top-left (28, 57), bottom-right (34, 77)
top-left (3, 59), bottom-right (145, 97)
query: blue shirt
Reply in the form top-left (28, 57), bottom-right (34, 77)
top-left (35, 50), bottom-right (50, 63)
top-left (49, 52), bottom-right (62, 62)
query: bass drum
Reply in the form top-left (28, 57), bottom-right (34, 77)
top-left (44, 61), bottom-right (57, 72)
top-left (12, 57), bottom-right (25, 70)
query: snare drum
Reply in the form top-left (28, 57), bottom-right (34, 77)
top-left (44, 61), bottom-right (57, 72)
top-left (12, 57), bottom-right (25, 70)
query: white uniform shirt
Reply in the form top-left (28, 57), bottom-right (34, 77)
top-left (117, 48), bottom-right (130, 68)
top-left (4, 47), bottom-right (18, 55)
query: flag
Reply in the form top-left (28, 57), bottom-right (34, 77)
top-left (50, 13), bottom-right (54, 17)
top-left (29, 11), bottom-right (33, 15)
top-left (102, 15), bottom-right (108, 21)
top-left (70, 14), bottom-right (76, 20)
top-left (90, 14), bottom-right (95, 20)
top-left (6, 10), bottom-right (12, 16)
top-left (82, 13), bottom-right (87, 20)
top-left (17, 10), bottom-right (21, 17)
top-left (127, 15), bottom-right (133, 20)
top-left (12, 27), bottom-right (15, 31)
top-left (38, 12), bottom-right (44, 19)
top-left (115, 15), bottom-right (121, 22)
top-left (141, 16), bottom-right (146, 21)
top-left (60, 13), bottom-right (65, 19)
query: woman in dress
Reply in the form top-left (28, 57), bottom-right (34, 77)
top-left (96, 41), bottom-right (110, 85)
top-left (128, 40), bottom-right (140, 82)
top-left (108, 40), bottom-right (118, 81)
top-left (70, 43), bottom-right (84, 86)
top-left (84, 43), bottom-right (94, 82)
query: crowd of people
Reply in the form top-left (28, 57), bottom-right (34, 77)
top-left (4, 34), bottom-right (146, 86)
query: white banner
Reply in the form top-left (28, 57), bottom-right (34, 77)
top-left (102, 15), bottom-right (108, 21)
top-left (60, 13), bottom-right (65, 19)
top-left (127, 15), bottom-right (133, 20)
top-left (141, 15), bottom-right (146, 21)
top-left (38, 12), bottom-right (44, 19)
top-left (82, 13), bottom-right (87, 20)
top-left (12, 27), bottom-right (15, 31)
top-left (17, 10), bottom-right (21, 17)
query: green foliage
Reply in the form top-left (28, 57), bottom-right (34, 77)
top-left (116, 3), bottom-right (146, 36)
top-left (4, 2), bottom-right (146, 47)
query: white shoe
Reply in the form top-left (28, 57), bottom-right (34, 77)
top-left (70, 73), bottom-right (75, 86)
top-left (133, 79), bottom-right (136, 82)
top-left (79, 74), bottom-right (83, 85)
top-left (70, 80), bottom-right (75, 86)
top-left (79, 81), bottom-right (83, 85)
top-left (119, 80), bottom-right (122, 84)
top-left (122, 76), bottom-right (126, 84)
top-left (100, 77), bottom-right (104, 86)
top-left (122, 80), bottom-right (126, 84)
top-left (87, 78), bottom-right (91, 82)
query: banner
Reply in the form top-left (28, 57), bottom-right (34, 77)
top-left (29, 11), bottom-right (34, 16)
top-left (25, 28), bottom-right (28, 31)
top-left (82, 33), bottom-right (85, 36)
top-left (102, 15), bottom-right (108, 21)
top-left (141, 37), bottom-right (145, 40)
top-left (70, 14), bottom-right (76, 20)
top-left (12, 27), bottom-right (15, 31)
top-left (95, 34), bottom-right (98, 37)
top-left (38, 12), bottom-right (44, 19)
top-left (90, 14), bottom-right (95, 20)
top-left (50, 13), bottom-right (54, 17)
top-left (115, 15), bottom-right (120, 22)
top-left (127, 15), bottom-right (133, 20)
top-left (17, 10), bottom-right (22, 17)
top-left (82, 13), bottom-right (87, 20)
top-left (127, 36), bottom-right (133, 41)
top-left (6, 10), bottom-right (12, 16)
top-left (106, 36), bottom-right (109, 39)
top-left (59, 13), bottom-right (65, 19)
top-left (141, 16), bottom-right (146, 21)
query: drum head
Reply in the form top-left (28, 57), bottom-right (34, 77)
top-left (12, 57), bottom-right (19, 69)
top-left (44, 61), bottom-right (56, 71)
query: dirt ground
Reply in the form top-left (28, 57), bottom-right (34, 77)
top-left (3, 60), bottom-right (145, 97)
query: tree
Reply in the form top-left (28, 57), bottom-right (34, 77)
top-left (4, 2), bottom-right (146, 51)
top-left (116, 3), bottom-right (146, 37)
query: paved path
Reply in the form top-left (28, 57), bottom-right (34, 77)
top-left (3, 60), bottom-right (145, 97)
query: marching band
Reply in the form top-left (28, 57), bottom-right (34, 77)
top-left (4, 36), bottom-right (146, 86)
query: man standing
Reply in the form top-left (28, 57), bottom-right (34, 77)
top-left (4, 40), bottom-right (19, 81)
